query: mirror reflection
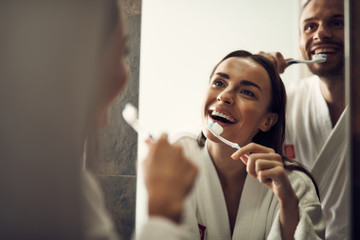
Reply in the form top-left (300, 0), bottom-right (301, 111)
top-left (137, 0), bottom-right (349, 239)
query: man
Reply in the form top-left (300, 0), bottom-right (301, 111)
top-left (260, 0), bottom-right (348, 239)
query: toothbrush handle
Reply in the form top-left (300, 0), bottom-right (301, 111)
top-left (232, 144), bottom-right (250, 158)
top-left (131, 121), bottom-right (154, 140)
top-left (286, 60), bottom-right (298, 65)
top-left (233, 143), bottom-right (278, 185)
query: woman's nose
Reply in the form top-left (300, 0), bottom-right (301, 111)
top-left (217, 90), bottom-right (233, 104)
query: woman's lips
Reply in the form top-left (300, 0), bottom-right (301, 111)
top-left (208, 115), bottom-right (231, 127)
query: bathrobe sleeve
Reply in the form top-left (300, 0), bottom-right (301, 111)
top-left (137, 133), bottom-right (202, 240)
top-left (266, 171), bottom-right (326, 240)
top-left (83, 169), bottom-right (198, 240)
top-left (82, 170), bottom-right (120, 240)
top-left (137, 217), bottom-right (194, 240)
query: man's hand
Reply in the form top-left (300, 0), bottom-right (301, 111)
top-left (258, 51), bottom-right (292, 74)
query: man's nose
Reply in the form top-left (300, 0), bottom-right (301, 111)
top-left (313, 24), bottom-right (332, 41)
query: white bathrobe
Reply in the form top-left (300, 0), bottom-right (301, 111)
top-left (174, 134), bottom-right (325, 240)
top-left (284, 75), bottom-right (350, 240)
top-left (82, 170), bottom-right (190, 240)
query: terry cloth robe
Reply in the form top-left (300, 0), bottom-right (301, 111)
top-left (173, 134), bottom-right (325, 240)
top-left (82, 170), bottom-right (190, 240)
top-left (284, 75), bottom-right (350, 240)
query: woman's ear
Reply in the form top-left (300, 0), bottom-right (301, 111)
top-left (260, 113), bottom-right (278, 132)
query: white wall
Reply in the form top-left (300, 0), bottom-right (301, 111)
top-left (136, 0), bottom-right (302, 234)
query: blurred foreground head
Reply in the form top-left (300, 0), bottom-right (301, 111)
top-left (0, 0), bottom-right (127, 238)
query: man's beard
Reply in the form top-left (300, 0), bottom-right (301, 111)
top-left (307, 55), bottom-right (345, 80)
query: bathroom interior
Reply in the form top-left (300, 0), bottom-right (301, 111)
top-left (0, 0), bottom-right (359, 239)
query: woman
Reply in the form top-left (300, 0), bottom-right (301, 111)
top-left (174, 50), bottom-right (325, 239)
top-left (82, 1), bottom-right (198, 239)
top-left (0, 0), bottom-right (197, 239)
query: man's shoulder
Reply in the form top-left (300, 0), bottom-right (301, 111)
top-left (285, 75), bottom-right (321, 110)
top-left (285, 75), bottom-right (319, 96)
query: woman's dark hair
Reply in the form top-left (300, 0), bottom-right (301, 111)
top-left (197, 50), bottom-right (320, 199)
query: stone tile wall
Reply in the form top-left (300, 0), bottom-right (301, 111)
top-left (87, 1), bottom-right (142, 239)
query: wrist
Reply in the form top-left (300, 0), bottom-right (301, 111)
top-left (148, 194), bottom-right (183, 223)
top-left (279, 195), bottom-right (299, 240)
top-left (279, 194), bottom-right (299, 210)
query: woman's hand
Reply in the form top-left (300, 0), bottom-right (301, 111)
top-left (231, 142), bottom-right (299, 240)
top-left (143, 134), bottom-right (198, 223)
top-left (231, 143), bottom-right (292, 198)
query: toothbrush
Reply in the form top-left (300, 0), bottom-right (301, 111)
top-left (207, 121), bottom-right (279, 185)
top-left (207, 121), bottom-right (241, 150)
top-left (286, 53), bottom-right (326, 65)
top-left (122, 103), bottom-right (153, 139)
top-left (207, 121), bottom-right (250, 158)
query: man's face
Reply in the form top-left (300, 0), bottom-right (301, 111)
top-left (299, 0), bottom-right (344, 78)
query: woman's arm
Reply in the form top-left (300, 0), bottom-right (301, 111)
top-left (231, 143), bottom-right (300, 240)
top-left (143, 134), bottom-right (198, 223)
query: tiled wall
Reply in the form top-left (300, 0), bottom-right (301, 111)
top-left (87, 1), bottom-right (142, 239)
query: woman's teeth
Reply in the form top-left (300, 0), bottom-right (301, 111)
top-left (211, 110), bottom-right (236, 123)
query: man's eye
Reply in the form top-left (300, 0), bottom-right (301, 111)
top-left (331, 20), bottom-right (344, 28)
top-left (304, 24), bottom-right (316, 32)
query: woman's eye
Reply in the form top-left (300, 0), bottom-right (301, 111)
top-left (240, 89), bottom-right (255, 97)
top-left (212, 80), bottom-right (225, 87)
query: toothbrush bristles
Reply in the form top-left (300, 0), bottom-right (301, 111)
top-left (122, 103), bottom-right (138, 124)
top-left (122, 103), bottom-right (153, 139)
top-left (313, 54), bottom-right (326, 60)
top-left (209, 121), bottom-right (223, 135)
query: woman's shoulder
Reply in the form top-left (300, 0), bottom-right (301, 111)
top-left (169, 132), bottom-right (204, 164)
top-left (287, 170), bottom-right (320, 205)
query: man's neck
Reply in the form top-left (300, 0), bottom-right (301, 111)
top-left (318, 75), bottom-right (345, 127)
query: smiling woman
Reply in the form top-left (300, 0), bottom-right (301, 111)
top-left (203, 57), bottom-right (276, 147)
top-left (166, 50), bottom-right (325, 239)
top-left (136, 1), bottom-right (304, 233)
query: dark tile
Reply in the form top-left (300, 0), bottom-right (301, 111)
top-left (97, 175), bottom-right (136, 240)
top-left (89, 13), bottom-right (141, 176)
top-left (121, 0), bottom-right (142, 15)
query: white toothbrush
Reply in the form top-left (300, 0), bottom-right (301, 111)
top-left (207, 121), bottom-right (250, 158)
top-left (207, 121), bottom-right (242, 150)
top-left (122, 103), bottom-right (153, 139)
top-left (286, 54), bottom-right (326, 65)
top-left (207, 120), bottom-right (279, 185)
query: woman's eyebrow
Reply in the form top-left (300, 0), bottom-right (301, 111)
top-left (215, 72), bottom-right (230, 79)
top-left (215, 72), bottom-right (262, 91)
top-left (240, 80), bottom-right (262, 92)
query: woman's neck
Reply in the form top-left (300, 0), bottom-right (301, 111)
top-left (207, 140), bottom-right (247, 185)
top-left (207, 140), bottom-right (247, 236)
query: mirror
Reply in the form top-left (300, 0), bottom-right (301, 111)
top-left (136, 0), bottom-right (314, 233)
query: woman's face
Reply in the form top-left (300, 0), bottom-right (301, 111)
top-left (202, 57), bottom-right (276, 147)
top-left (98, 21), bottom-right (129, 127)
